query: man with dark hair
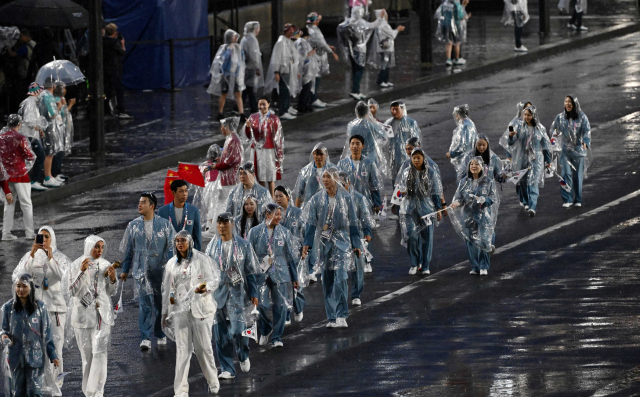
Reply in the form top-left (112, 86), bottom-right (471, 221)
top-left (120, 192), bottom-right (175, 350)
top-left (345, 101), bottom-right (388, 173)
top-left (225, 162), bottom-right (273, 219)
top-left (1, 115), bottom-right (37, 241)
top-left (158, 180), bottom-right (203, 250)
top-left (385, 100), bottom-right (421, 179)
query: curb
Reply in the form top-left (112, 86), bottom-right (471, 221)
top-left (14, 21), bottom-right (640, 208)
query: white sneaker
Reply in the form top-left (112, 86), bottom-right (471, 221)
top-left (43, 177), bottom-right (63, 187)
top-left (218, 371), bottom-right (235, 379)
top-left (352, 298), bottom-right (361, 306)
top-left (273, 341), bottom-right (284, 348)
top-left (524, 205), bottom-right (529, 211)
top-left (350, 93), bottom-right (361, 100)
top-left (453, 58), bottom-right (466, 65)
top-left (579, 25), bottom-right (588, 31)
top-left (140, 340), bottom-right (151, 351)
top-left (311, 99), bottom-right (327, 108)
top-left (469, 269), bottom-right (479, 275)
top-left (288, 108), bottom-right (298, 115)
top-left (240, 358), bottom-right (250, 372)
top-left (387, 214), bottom-right (399, 220)
top-left (563, 203), bottom-right (573, 208)
top-left (209, 379), bottom-right (220, 394)
top-left (280, 112), bottom-right (296, 120)
top-left (357, 93), bottom-right (367, 100)
top-left (30, 182), bottom-right (48, 191)
top-left (528, 209), bottom-right (536, 217)
top-left (25, 230), bottom-right (36, 240)
top-left (54, 175), bottom-right (66, 183)
top-left (379, 82), bottom-right (389, 88)
top-left (336, 317), bottom-right (348, 328)
top-left (2, 233), bottom-right (18, 241)
top-left (118, 113), bottom-right (133, 119)
top-left (294, 312), bottom-right (303, 322)
top-left (56, 174), bottom-right (68, 180)
top-left (574, 203), bottom-right (582, 207)
top-left (408, 267), bottom-right (417, 275)
top-left (285, 319), bottom-right (291, 326)
top-left (445, 59), bottom-right (453, 66)
top-left (422, 269), bottom-right (430, 275)
top-left (519, 202), bottom-right (524, 208)
top-left (568, 23), bottom-right (577, 29)
top-left (364, 263), bottom-right (372, 273)
top-left (480, 269), bottom-right (488, 276)
top-left (157, 337), bottom-right (167, 345)
top-left (259, 335), bottom-right (270, 346)
top-left (326, 321), bottom-right (336, 328)
top-left (386, 82), bottom-right (394, 87)
top-left (308, 273), bottom-right (317, 283)
top-left (514, 46), bottom-right (528, 52)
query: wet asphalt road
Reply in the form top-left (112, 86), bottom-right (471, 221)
top-left (2, 32), bottom-right (640, 396)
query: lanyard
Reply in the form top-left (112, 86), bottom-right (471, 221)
top-left (217, 238), bottom-right (237, 271)
top-left (267, 226), bottom-right (276, 257)
top-left (325, 192), bottom-right (337, 225)
top-left (169, 203), bottom-right (188, 231)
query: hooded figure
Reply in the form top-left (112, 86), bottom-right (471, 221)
top-left (456, 134), bottom-right (505, 184)
top-left (342, 101), bottom-right (390, 178)
top-left (37, 81), bottom-right (65, 159)
top-left (338, 134), bottom-right (385, 211)
top-left (225, 162), bottom-right (274, 219)
top-left (501, 105), bottom-right (552, 215)
top-left (449, 157), bottom-right (500, 275)
top-left (307, 12), bottom-right (334, 77)
top-left (68, 235), bottom-right (118, 397)
top-left (550, 95), bottom-right (591, 206)
top-left (247, 204), bottom-right (299, 347)
top-left (397, 148), bottom-right (443, 275)
top-left (447, 104), bottom-right (478, 176)
top-left (385, 101), bottom-right (421, 179)
top-left (1, 274), bottom-right (58, 397)
top-left (368, 9), bottom-right (405, 87)
top-left (264, 24), bottom-right (302, 105)
top-left (161, 231), bottom-right (221, 395)
top-left (233, 194), bottom-right (261, 239)
top-left (205, 212), bottom-right (260, 378)
top-left (192, 144), bottom-right (223, 227)
top-left (435, 0), bottom-right (465, 44)
top-left (12, 226), bottom-right (71, 395)
top-left (293, 142), bottom-right (336, 208)
top-left (18, 83), bottom-right (47, 141)
top-left (240, 21), bottom-right (264, 113)
top-left (208, 29), bottom-right (246, 97)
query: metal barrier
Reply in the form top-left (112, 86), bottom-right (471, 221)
top-left (127, 35), bottom-right (216, 91)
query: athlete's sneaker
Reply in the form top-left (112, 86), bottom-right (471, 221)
top-left (273, 341), bottom-right (284, 348)
top-left (308, 273), bottom-right (318, 283)
top-left (422, 269), bottom-right (430, 275)
top-left (364, 263), bottom-right (372, 273)
top-left (408, 267), bottom-right (417, 275)
top-left (480, 269), bottom-right (488, 276)
top-left (351, 298), bottom-right (361, 306)
top-left (209, 379), bottom-right (220, 394)
top-left (285, 319), bottom-right (291, 326)
top-left (514, 46), bottom-right (528, 52)
top-left (579, 25), bottom-right (588, 31)
top-left (469, 269), bottom-right (479, 275)
top-left (43, 177), bottom-right (63, 187)
top-left (280, 112), bottom-right (296, 120)
top-left (445, 59), bottom-right (453, 66)
top-left (574, 203), bottom-right (582, 207)
top-left (157, 337), bottom-right (167, 345)
top-left (562, 202), bottom-right (573, 208)
top-left (528, 209), bottom-right (536, 217)
top-left (336, 317), bottom-right (348, 328)
top-left (311, 99), bottom-right (327, 108)
top-left (31, 182), bottom-right (48, 191)
top-left (326, 321), bottom-right (336, 328)
top-left (218, 371), bottom-right (235, 379)
top-left (240, 358), bottom-right (250, 372)
top-left (453, 57), bottom-right (466, 65)
top-left (140, 340), bottom-right (151, 351)
top-left (294, 312), bottom-right (304, 322)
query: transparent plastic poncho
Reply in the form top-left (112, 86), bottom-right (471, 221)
top-left (207, 29), bottom-right (246, 96)
top-left (385, 109), bottom-right (421, 179)
top-left (295, 37), bottom-right (320, 90)
top-left (161, 232), bottom-right (221, 341)
top-left (264, 34), bottom-right (302, 97)
top-left (367, 10), bottom-right (398, 69)
top-left (225, 174), bottom-right (274, 219)
top-left (558, 0), bottom-right (587, 14)
top-left (240, 22), bottom-right (265, 90)
top-left (68, 235), bottom-right (119, 354)
top-left (301, 172), bottom-right (362, 273)
top-left (448, 105), bottom-right (478, 171)
top-left (0, 124), bottom-right (37, 178)
top-left (204, 233), bottom-right (260, 326)
top-left (500, 106), bottom-right (552, 187)
top-left (449, 158), bottom-right (500, 252)
top-left (1, 277), bottom-right (58, 396)
top-left (18, 96), bottom-right (47, 141)
top-left (341, 105), bottom-right (390, 177)
top-left (307, 24), bottom-right (332, 76)
top-left (502, 0), bottom-right (530, 27)
top-left (59, 103), bottom-right (74, 155)
top-left (233, 195), bottom-right (262, 239)
top-left (396, 158), bottom-right (443, 247)
top-left (549, 96), bottom-right (592, 179)
top-left (337, 154), bottom-right (384, 208)
top-left (336, 6), bottom-right (383, 67)
top-left (119, 215), bottom-right (175, 299)
top-left (435, 0), bottom-right (464, 43)
top-left (247, 221), bottom-right (300, 312)
top-left (293, 143), bottom-right (336, 204)
top-left (244, 110), bottom-right (284, 176)
top-left (37, 90), bottom-right (65, 154)
top-left (191, 144), bottom-right (222, 226)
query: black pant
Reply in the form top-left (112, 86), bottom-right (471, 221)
top-left (350, 58), bottom-right (365, 94)
top-left (52, 152), bottom-right (64, 176)
top-left (278, 75), bottom-right (290, 116)
top-left (515, 25), bottom-right (523, 48)
top-left (105, 73), bottom-right (125, 114)
top-left (376, 68), bottom-right (389, 85)
top-left (28, 138), bottom-right (45, 183)
top-left (242, 86), bottom-right (258, 113)
top-left (298, 81), bottom-right (313, 111)
top-left (570, 10), bottom-right (583, 28)
top-left (310, 77), bottom-right (321, 103)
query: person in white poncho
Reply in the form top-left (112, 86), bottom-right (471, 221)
top-left (264, 24), bottom-right (301, 120)
top-left (208, 29), bottom-right (245, 121)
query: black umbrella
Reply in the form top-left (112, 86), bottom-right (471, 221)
top-left (0, 0), bottom-right (89, 30)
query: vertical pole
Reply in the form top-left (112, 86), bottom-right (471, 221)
top-left (539, 0), bottom-right (550, 35)
top-left (169, 39), bottom-right (176, 91)
top-left (210, 35), bottom-right (215, 65)
top-left (420, 0), bottom-right (433, 66)
top-left (88, 0), bottom-right (105, 154)
top-left (271, 0), bottom-right (283, 48)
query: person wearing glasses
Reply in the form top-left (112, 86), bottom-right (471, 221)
top-left (120, 192), bottom-right (175, 351)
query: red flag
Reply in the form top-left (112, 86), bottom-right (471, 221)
top-left (164, 169), bottom-right (180, 205)
top-left (178, 162), bottom-right (205, 188)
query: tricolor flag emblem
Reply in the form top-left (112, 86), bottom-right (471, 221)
top-left (242, 322), bottom-right (257, 341)
top-left (558, 175), bottom-right (571, 192)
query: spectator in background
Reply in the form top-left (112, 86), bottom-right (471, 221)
top-left (18, 82), bottom-right (47, 191)
top-left (38, 78), bottom-right (64, 188)
top-left (240, 22), bottom-right (264, 114)
top-left (264, 24), bottom-right (301, 121)
top-left (368, 9), bottom-right (405, 88)
top-left (103, 23), bottom-right (132, 119)
top-left (6, 29), bottom-right (35, 107)
top-left (27, 27), bottom-right (61, 82)
top-left (294, 27), bottom-right (318, 114)
top-left (51, 82), bottom-right (74, 182)
top-left (306, 12), bottom-right (339, 109)
top-left (208, 29), bottom-right (245, 121)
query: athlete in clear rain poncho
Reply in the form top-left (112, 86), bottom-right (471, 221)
top-left (161, 230), bottom-right (221, 395)
top-left (435, 0), bottom-right (465, 65)
top-left (336, 6), bottom-right (384, 99)
top-left (208, 29), bottom-right (246, 118)
top-left (233, 194), bottom-right (261, 240)
top-left (1, 274), bottom-right (59, 397)
top-left (120, 192), bottom-right (175, 349)
top-left (500, 105), bottom-right (551, 216)
top-left (337, 171), bottom-right (374, 302)
top-left (455, 134), bottom-right (505, 184)
top-left (502, 101), bottom-right (532, 204)
top-left (191, 143), bottom-right (223, 228)
top-left (367, 9), bottom-right (405, 87)
top-left (205, 212), bottom-right (259, 379)
top-left (397, 148), bottom-right (443, 275)
top-left (240, 21), bottom-right (265, 113)
top-left (549, 95), bottom-right (591, 207)
top-left (338, 134), bottom-right (384, 214)
top-left (341, 101), bottom-right (390, 178)
top-left (294, 27), bottom-right (321, 113)
top-left (449, 157), bottom-right (500, 276)
top-left (225, 162), bottom-right (274, 219)
top-left (306, 12), bottom-right (339, 107)
top-left (502, 0), bottom-right (530, 51)
top-left (386, 101), bottom-right (421, 181)
top-left (558, 0), bottom-right (588, 30)
top-left (17, 83), bottom-right (47, 144)
top-left (294, 142), bottom-right (336, 209)
top-left (447, 104), bottom-right (478, 181)
top-left (68, 235), bottom-right (118, 397)
top-left (247, 204), bottom-right (299, 347)
top-left (302, 167), bottom-right (363, 328)
top-left (264, 24), bottom-right (301, 118)
top-left (12, 226), bottom-right (70, 395)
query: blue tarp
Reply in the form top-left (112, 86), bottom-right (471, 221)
top-left (103, 0), bottom-right (210, 90)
